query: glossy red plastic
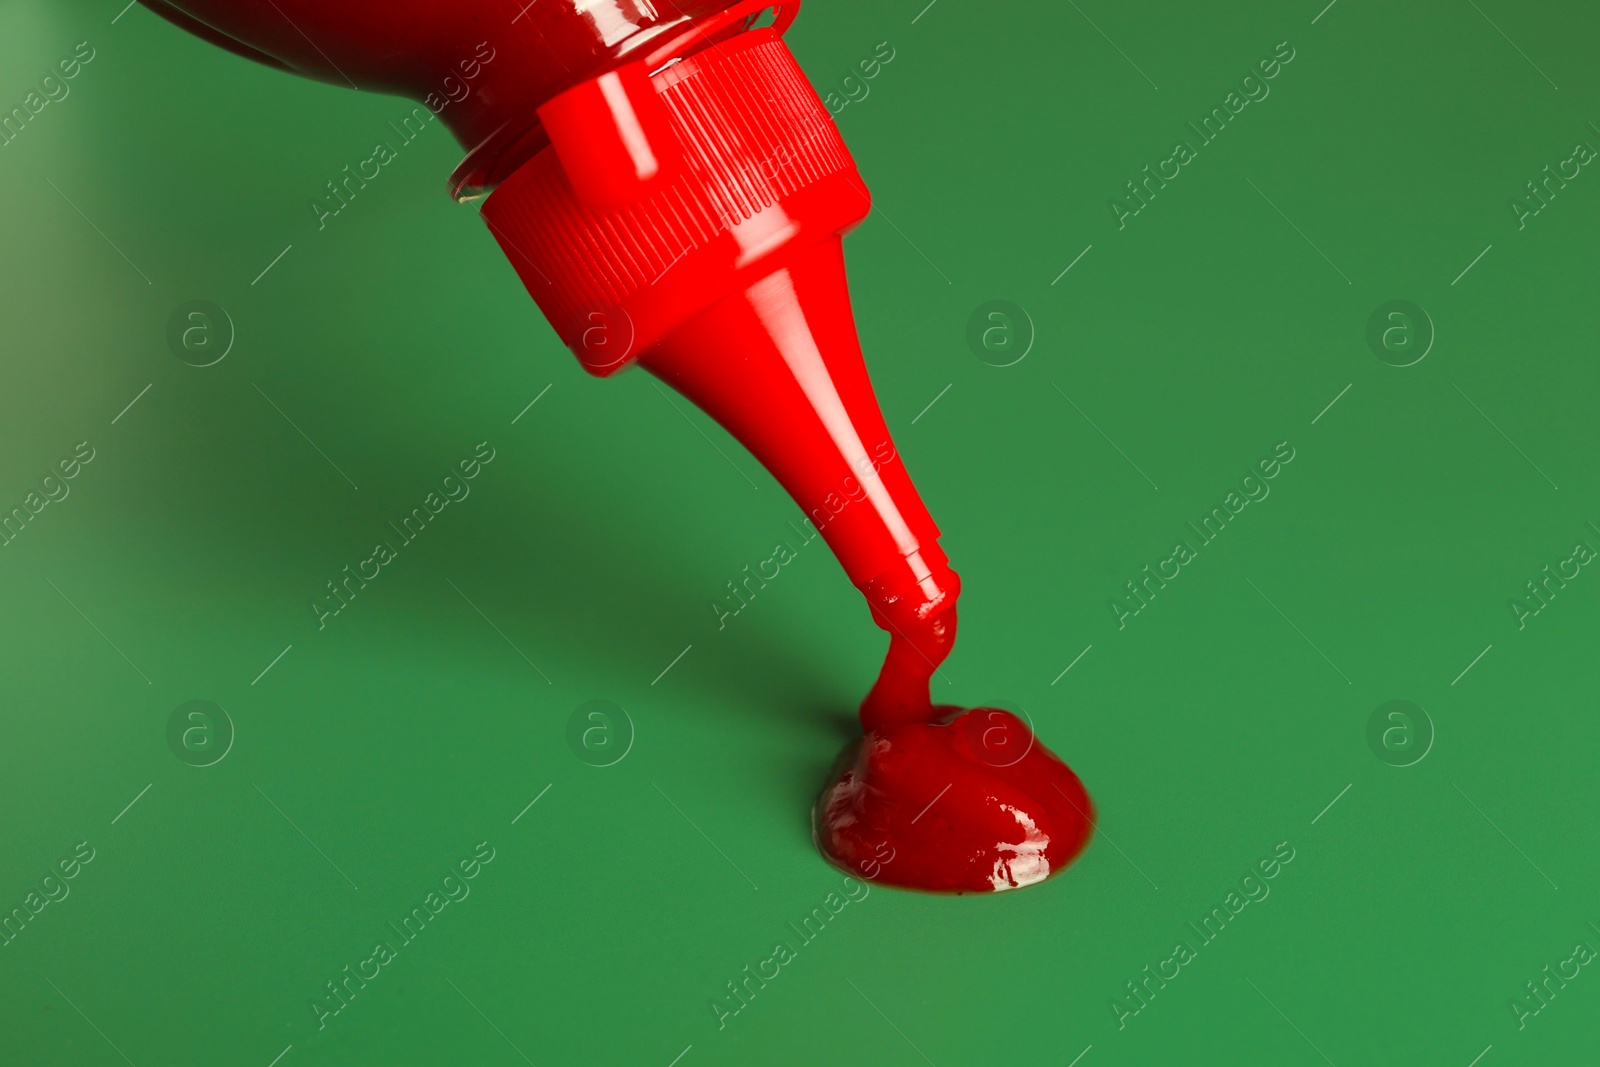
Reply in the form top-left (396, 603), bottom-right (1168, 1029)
top-left (145, 0), bottom-right (1095, 893)
top-left (536, 62), bottom-right (679, 210)
top-left (139, 0), bottom-right (772, 195)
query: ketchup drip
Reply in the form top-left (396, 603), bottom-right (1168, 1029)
top-left (819, 610), bottom-right (1095, 894)
top-left (861, 615), bottom-right (956, 731)
top-left (143, 0), bottom-right (1095, 893)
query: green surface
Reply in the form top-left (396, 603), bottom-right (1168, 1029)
top-left (3, 1), bottom-right (1598, 1064)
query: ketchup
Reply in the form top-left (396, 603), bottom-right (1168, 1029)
top-left (145, 0), bottom-right (1094, 893)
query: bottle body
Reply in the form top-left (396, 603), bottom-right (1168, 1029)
top-left (140, 0), bottom-right (751, 193)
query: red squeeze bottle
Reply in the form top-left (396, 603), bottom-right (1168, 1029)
top-left (146, 0), bottom-right (1093, 893)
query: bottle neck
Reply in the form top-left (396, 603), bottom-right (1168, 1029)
top-left (643, 236), bottom-right (959, 633)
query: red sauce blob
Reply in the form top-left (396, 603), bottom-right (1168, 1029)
top-left (816, 619), bottom-right (1096, 894)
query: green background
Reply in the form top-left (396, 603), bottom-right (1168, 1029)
top-left (3, 0), bottom-right (1597, 1064)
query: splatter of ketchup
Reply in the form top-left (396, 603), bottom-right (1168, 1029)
top-left (144, 0), bottom-right (1094, 892)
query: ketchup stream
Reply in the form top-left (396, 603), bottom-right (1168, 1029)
top-left (825, 614), bottom-right (1095, 894)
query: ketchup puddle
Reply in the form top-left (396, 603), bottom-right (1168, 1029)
top-left (815, 624), bottom-right (1095, 894)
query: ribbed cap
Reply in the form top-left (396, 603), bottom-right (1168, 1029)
top-left (480, 27), bottom-right (870, 374)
